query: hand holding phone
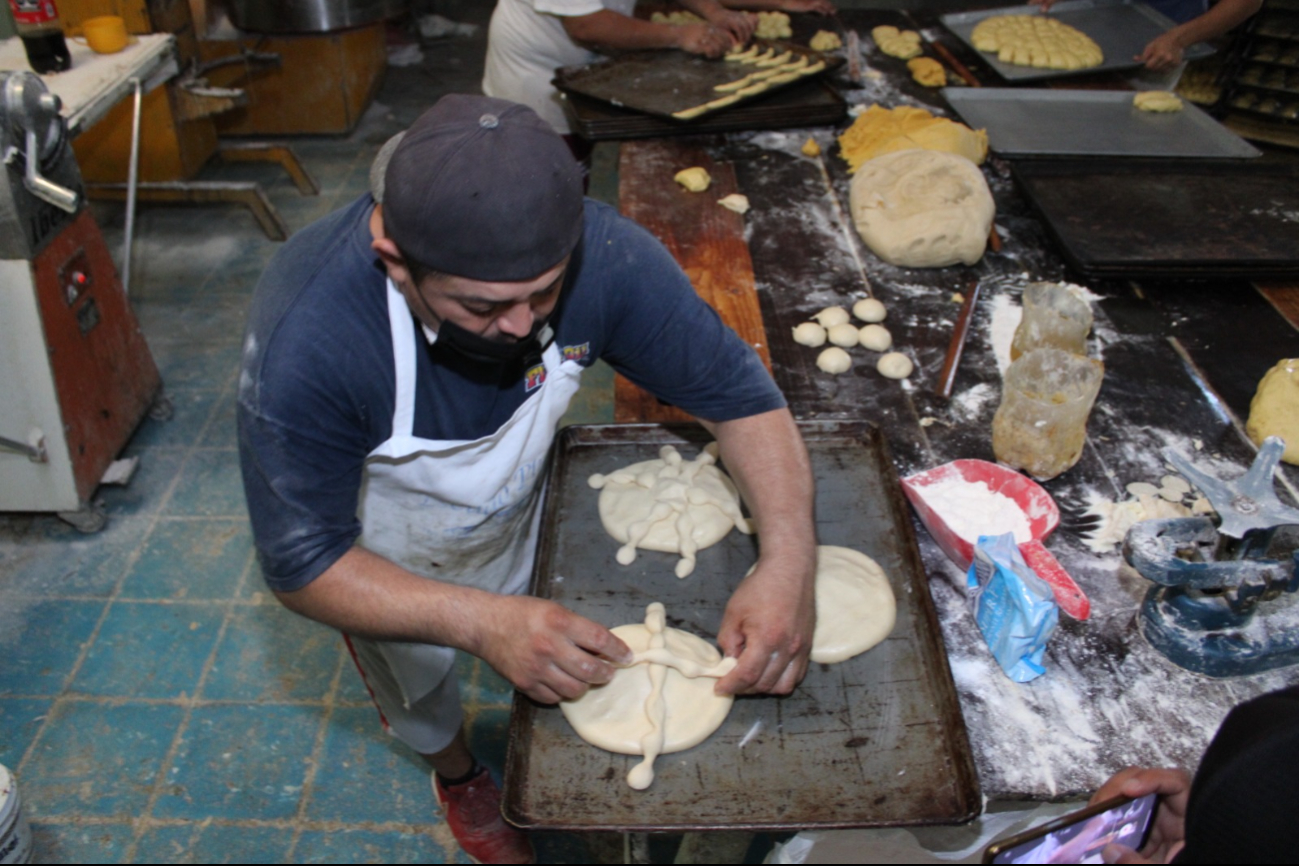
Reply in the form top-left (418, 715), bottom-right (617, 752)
top-left (984, 794), bottom-right (1158, 864)
top-left (1087, 767), bottom-right (1191, 864)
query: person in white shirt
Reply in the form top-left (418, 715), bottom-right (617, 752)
top-left (483, 0), bottom-right (835, 151)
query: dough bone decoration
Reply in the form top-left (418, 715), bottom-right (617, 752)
top-left (589, 443), bottom-right (754, 577)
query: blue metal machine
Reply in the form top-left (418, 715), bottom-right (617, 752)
top-left (1124, 437), bottom-right (1299, 678)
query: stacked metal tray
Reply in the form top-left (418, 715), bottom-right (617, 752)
top-left (940, 0), bottom-right (1214, 82)
top-left (502, 422), bottom-right (980, 833)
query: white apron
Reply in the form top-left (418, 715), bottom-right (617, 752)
top-left (355, 280), bottom-right (583, 706)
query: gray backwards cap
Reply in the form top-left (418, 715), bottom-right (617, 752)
top-left (382, 95), bottom-right (584, 282)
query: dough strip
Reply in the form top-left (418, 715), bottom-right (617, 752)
top-left (627, 603), bottom-right (669, 790)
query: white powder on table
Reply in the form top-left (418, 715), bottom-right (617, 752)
top-left (920, 477), bottom-right (1034, 544)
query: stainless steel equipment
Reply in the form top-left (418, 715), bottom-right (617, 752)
top-left (0, 71), bottom-right (162, 531)
top-left (226, 0), bottom-right (406, 34)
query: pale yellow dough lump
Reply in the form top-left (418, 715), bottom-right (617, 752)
top-left (1133, 91), bottom-right (1184, 113)
top-left (1247, 359), bottom-right (1299, 464)
top-left (971, 14), bottom-right (1103, 70)
top-left (838, 105), bottom-right (988, 172)
top-left (674, 167), bottom-right (711, 192)
top-left (810, 546), bottom-right (897, 664)
top-left (872, 25), bottom-right (923, 59)
top-left (810, 30), bottom-right (842, 52)
top-left (755, 10), bottom-right (792, 40)
top-left (908, 56), bottom-right (947, 87)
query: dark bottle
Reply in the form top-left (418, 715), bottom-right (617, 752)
top-left (8, 1), bottom-right (71, 74)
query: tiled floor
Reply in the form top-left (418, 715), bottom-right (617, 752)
top-left (0, 12), bottom-right (615, 864)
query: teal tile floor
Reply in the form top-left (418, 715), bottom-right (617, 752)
top-left (0, 10), bottom-right (624, 862)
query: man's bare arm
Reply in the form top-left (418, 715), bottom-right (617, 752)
top-left (700, 407), bottom-right (817, 695)
top-left (274, 547), bottom-right (631, 703)
top-left (562, 9), bottom-right (732, 56)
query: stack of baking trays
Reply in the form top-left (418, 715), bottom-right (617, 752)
top-left (555, 39), bottom-right (846, 139)
top-left (1223, 0), bottom-right (1299, 125)
top-left (934, 0), bottom-right (1299, 280)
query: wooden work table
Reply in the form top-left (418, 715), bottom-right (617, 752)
top-left (612, 20), bottom-right (1299, 802)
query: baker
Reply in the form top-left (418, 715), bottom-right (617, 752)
top-left (237, 94), bottom-right (816, 864)
top-left (482, 0), bottom-right (835, 164)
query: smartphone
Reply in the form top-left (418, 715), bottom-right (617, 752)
top-left (982, 793), bottom-right (1158, 864)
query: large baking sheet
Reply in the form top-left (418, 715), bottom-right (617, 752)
top-left (943, 87), bottom-right (1261, 158)
top-left (502, 422), bottom-right (980, 833)
top-left (1012, 158), bottom-right (1299, 279)
top-left (940, 0), bottom-right (1214, 83)
top-left (561, 79), bottom-right (847, 141)
top-left (553, 41), bottom-right (841, 123)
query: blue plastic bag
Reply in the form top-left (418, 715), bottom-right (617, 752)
top-left (967, 533), bottom-right (1059, 683)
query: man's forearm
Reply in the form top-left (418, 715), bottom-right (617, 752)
top-left (562, 9), bottom-right (684, 52)
top-left (1169, 0), bottom-right (1261, 47)
top-left (705, 408), bottom-right (816, 566)
top-left (273, 546), bottom-right (491, 653)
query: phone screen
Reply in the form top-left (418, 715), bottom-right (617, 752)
top-left (988, 793), bottom-right (1158, 864)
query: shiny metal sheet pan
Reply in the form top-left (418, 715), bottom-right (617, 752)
top-left (502, 422), bottom-right (980, 833)
top-left (940, 0), bottom-right (1214, 83)
top-left (943, 87), bottom-right (1261, 158)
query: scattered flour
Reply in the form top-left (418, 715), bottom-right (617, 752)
top-left (919, 477), bottom-right (1034, 545)
top-left (950, 382), bottom-right (999, 423)
top-left (988, 292), bottom-right (1022, 376)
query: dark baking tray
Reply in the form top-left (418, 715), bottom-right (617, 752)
top-left (502, 422), bottom-right (980, 833)
top-left (940, 0), bottom-right (1214, 83)
top-left (1012, 158), bottom-right (1299, 279)
top-left (553, 40), bottom-right (841, 123)
top-left (561, 78), bottom-right (847, 140)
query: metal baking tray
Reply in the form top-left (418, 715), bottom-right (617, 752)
top-left (943, 87), bottom-right (1261, 158)
top-left (553, 40), bottom-right (842, 123)
top-left (940, 0), bottom-right (1214, 83)
top-left (561, 79), bottom-right (847, 141)
top-left (502, 422), bottom-right (980, 833)
top-left (1012, 158), bottom-right (1299, 279)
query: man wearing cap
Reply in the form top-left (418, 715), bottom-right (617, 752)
top-left (238, 94), bottom-right (814, 864)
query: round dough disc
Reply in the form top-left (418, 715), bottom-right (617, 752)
top-left (597, 459), bottom-right (742, 553)
top-left (811, 545), bottom-right (897, 664)
top-left (561, 623), bottom-right (734, 755)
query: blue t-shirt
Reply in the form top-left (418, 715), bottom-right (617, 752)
top-left (238, 196), bottom-right (785, 592)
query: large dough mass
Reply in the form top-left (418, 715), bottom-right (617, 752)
top-left (849, 148), bottom-right (995, 268)
top-left (811, 546), bottom-right (897, 663)
top-left (1247, 359), bottom-right (1299, 464)
top-left (560, 620), bottom-right (735, 756)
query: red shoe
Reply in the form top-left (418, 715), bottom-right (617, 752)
top-left (432, 767), bottom-right (534, 864)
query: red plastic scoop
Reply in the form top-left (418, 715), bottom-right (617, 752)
top-left (902, 459), bottom-right (1090, 620)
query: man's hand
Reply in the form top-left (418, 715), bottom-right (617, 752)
top-left (1088, 767), bottom-right (1191, 864)
top-left (471, 596), bottom-right (633, 705)
top-left (1137, 32), bottom-right (1185, 70)
top-left (676, 22), bottom-right (735, 57)
top-left (714, 557), bottom-right (816, 695)
top-left (779, 0), bottom-right (837, 14)
top-left (1028, 0), bottom-right (1057, 11)
top-left (707, 8), bottom-right (756, 43)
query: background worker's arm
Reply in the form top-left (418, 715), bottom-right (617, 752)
top-left (561, 8), bottom-right (733, 56)
top-left (275, 547), bottom-right (632, 704)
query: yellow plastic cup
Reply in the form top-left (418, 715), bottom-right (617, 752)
top-left (82, 15), bottom-right (129, 54)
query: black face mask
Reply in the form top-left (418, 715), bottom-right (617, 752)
top-left (433, 317), bottom-right (554, 367)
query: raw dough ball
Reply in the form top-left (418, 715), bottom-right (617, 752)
top-left (674, 167), bottom-right (711, 192)
top-left (809, 30), bottom-right (842, 52)
top-left (561, 620), bottom-right (734, 755)
top-left (858, 324), bottom-right (892, 352)
top-left (718, 193), bottom-right (750, 214)
top-left (1126, 481), bottom-right (1161, 498)
top-left (792, 322), bottom-right (827, 347)
top-left (908, 56), bottom-right (947, 87)
top-left (812, 306), bottom-right (850, 328)
top-left (802, 137), bottom-right (822, 157)
top-left (849, 149), bottom-right (996, 268)
top-left (1247, 359), bottom-right (1299, 464)
top-left (817, 347), bottom-right (853, 374)
top-left (853, 298), bottom-right (887, 323)
top-left (872, 25), bottom-right (923, 59)
top-left (591, 445), bottom-right (753, 577)
top-left (827, 322), bottom-right (860, 347)
top-left (877, 352), bottom-right (914, 379)
top-left (1133, 91), bottom-right (1184, 113)
top-left (811, 546), bottom-right (897, 664)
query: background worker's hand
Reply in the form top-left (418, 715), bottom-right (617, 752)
top-left (1028, 0), bottom-right (1058, 11)
top-left (780, 0), bottom-right (837, 15)
top-left (1089, 767), bottom-right (1191, 864)
top-left (676, 22), bottom-right (735, 57)
top-left (474, 596), bottom-right (632, 704)
top-left (1137, 32), bottom-right (1185, 70)
top-left (707, 8), bottom-right (756, 43)
top-left (714, 557), bottom-right (815, 696)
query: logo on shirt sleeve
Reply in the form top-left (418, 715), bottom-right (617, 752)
top-left (525, 363), bottom-right (547, 392)
top-left (562, 342), bottom-right (591, 364)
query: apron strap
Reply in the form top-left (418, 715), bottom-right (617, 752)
top-left (386, 278), bottom-right (418, 439)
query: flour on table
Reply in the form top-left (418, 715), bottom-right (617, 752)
top-left (589, 444), bottom-right (753, 577)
